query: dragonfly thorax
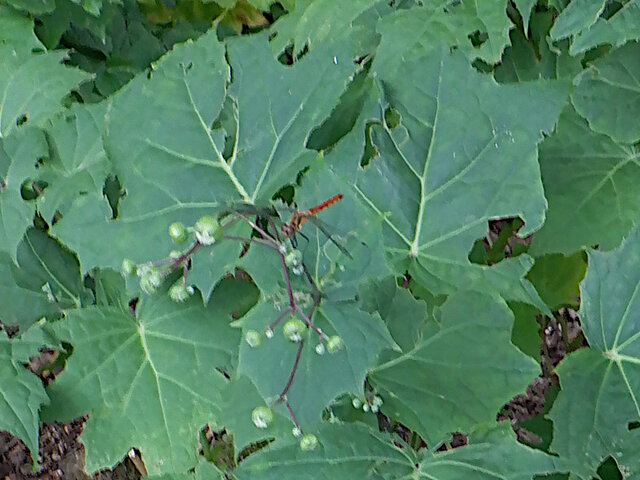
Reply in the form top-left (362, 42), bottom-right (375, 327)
top-left (281, 222), bottom-right (297, 238)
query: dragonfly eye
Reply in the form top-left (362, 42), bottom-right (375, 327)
top-left (281, 224), bottom-right (293, 237)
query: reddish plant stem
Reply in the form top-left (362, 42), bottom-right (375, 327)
top-left (269, 306), bottom-right (294, 332)
top-left (279, 341), bottom-right (304, 401)
top-left (234, 212), bottom-right (277, 244)
top-left (303, 264), bottom-right (322, 309)
top-left (284, 400), bottom-right (301, 430)
top-left (279, 252), bottom-right (296, 307)
top-left (294, 305), bottom-right (324, 339)
top-left (149, 240), bottom-right (202, 268)
top-left (223, 235), bottom-right (280, 251)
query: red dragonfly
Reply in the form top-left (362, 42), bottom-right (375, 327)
top-left (281, 193), bottom-right (343, 238)
top-left (281, 193), bottom-right (352, 259)
top-left (224, 193), bottom-right (351, 258)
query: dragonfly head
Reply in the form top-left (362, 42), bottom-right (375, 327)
top-left (281, 223), bottom-right (295, 238)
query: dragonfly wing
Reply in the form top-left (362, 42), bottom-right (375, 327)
top-left (307, 216), bottom-right (353, 259)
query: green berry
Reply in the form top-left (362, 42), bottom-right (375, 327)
top-left (326, 335), bottom-right (344, 354)
top-left (283, 318), bottom-right (306, 342)
top-left (299, 433), bottom-right (318, 451)
top-left (245, 329), bottom-right (262, 348)
top-left (194, 215), bottom-right (223, 245)
top-left (169, 222), bottom-right (188, 244)
top-left (169, 282), bottom-right (193, 302)
top-left (121, 258), bottom-right (136, 276)
top-left (284, 249), bottom-right (303, 268)
top-left (140, 269), bottom-right (162, 294)
top-left (251, 406), bottom-right (274, 429)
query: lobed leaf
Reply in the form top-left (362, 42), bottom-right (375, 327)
top-left (370, 290), bottom-right (539, 446)
top-left (530, 105), bottom-right (640, 255)
top-left (0, 228), bottom-right (88, 331)
top-left (43, 295), bottom-right (238, 475)
top-left (37, 102), bottom-right (110, 221)
top-left (0, 128), bottom-right (46, 260)
top-left (233, 422), bottom-right (570, 479)
top-left (572, 41), bottom-right (640, 144)
top-left (359, 46), bottom-right (569, 309)
top-left (0, 9), bottom-right (91, 138)
top-left (549, 224), bottom-right (640, 477)
top-left (52, 29), bottom-right (365, 299)
top-left (564, 0), bottom-right (640, 55)
top-left (0, 323), bottom-right (51, 463)
top-left (374, 1), bottom-right (513, 69)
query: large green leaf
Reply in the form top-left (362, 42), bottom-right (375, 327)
top-left (0, 323), bottom-right (51, 463)
top-left (236, 300), bottom-right (395, 429)
top-left (561, 0), bottom-right (640, 55)
top-left (370, 290), bottom-right (539, 446)
top-left (374, 1), bottom-right (513, 69)
top-left (0, 9), bottom-right (90, 138)
top-left (359, 46), bottom-right (568, 308)
top-left (0, 127), bottom-right (46, 260)
top-left (572, 41), bottom-right (640, 144)
top-left (529, 106), bottom-right (640, 255)
top-left (233, 423), bottom-right (415, 479)
top-left (52, 29), bottom-right (364, 299)
top-left (0, 228), bottom-right (88, 330)
top-left (42, 295), bottom-right (238, 475)
top-left (233, 422), bottom-right (569, 479)
top-left (549, 224), bottom-right (640, 478)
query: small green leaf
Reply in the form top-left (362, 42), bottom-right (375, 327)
top-left (572, 42), bottom-right (640, 144)
top-left (550, 0), bottom-right (605, 41)
top-left (530, 105), bottom-right (640, 255)
top-left (526, 252), bottom-right (587, 310)
top-left (565, 0), bottom-right (640, 55)
top-left (0, 127), bottom-right (47, 260)
top-left (359, 277), bottom-right (428, 354)
top-left (375, 2), bottom-right (513, 69)
top-left (0, 228), bottom-right (87, 330)
top-left (0, 12), bottom-right (90, 137)
top-left (0, 323), bottom-right (51, 464)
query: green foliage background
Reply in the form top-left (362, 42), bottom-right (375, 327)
top-left (1, 0), bottom-right (640, 478)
